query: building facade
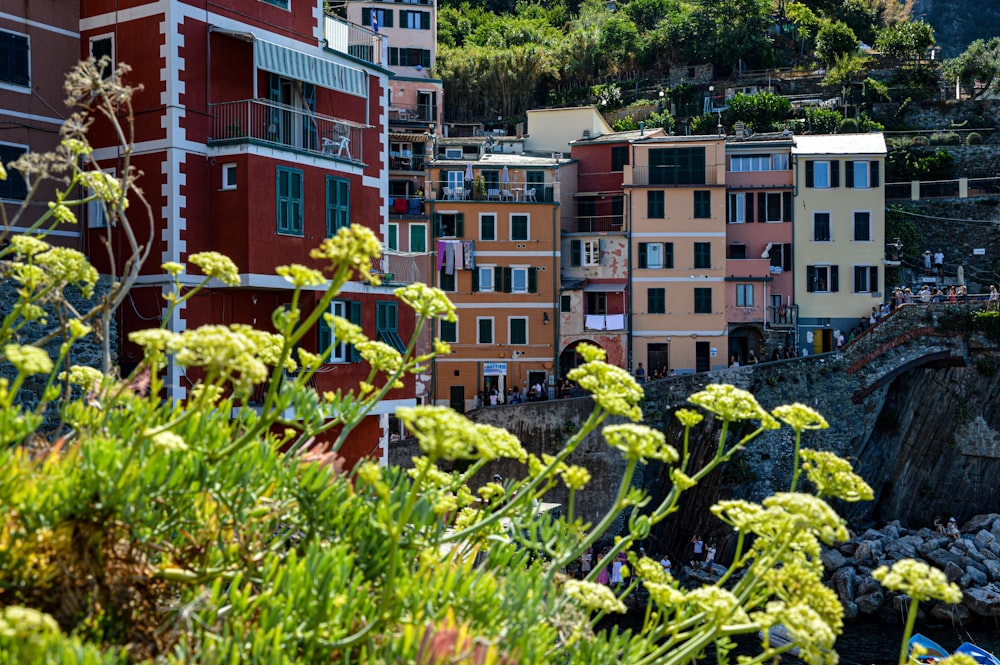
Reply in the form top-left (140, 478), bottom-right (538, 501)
top-left (792, 134), bottom-right (887, 355)
top-left (626, 135), bottom-right (728, 374)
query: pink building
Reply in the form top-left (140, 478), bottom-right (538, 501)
top-left (724, 132), bottom-right (796, 362)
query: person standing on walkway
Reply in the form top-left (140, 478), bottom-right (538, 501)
top-left (634, 362), bottom-right (646, 383)
top-left (691, 535), bottom-right (704, 568)
top-left (933, 249), bottom-right (944, 279)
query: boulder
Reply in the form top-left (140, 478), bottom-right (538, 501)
top-left (945, 561), bottom-right (964, 583)
top-left (929, 601), bottom-right (971, 624)
top-left (860, 528), bottom-right (886, 542)
top-left (925, 547), bottom-right (965, 570)
top-left (963, 565), bottom-right (989, 588)
top-left (991, 518), bottom-right (1000, 541)
top-left (839, 542), bottom-right (858, 557)
top-left (883, 524), bottom-right (901, 541)
top-left (821, 547), bottom-right (848, 573)
top-left (853, 541), bottom-right (883, 566)
top-left (917, 537), bottom-right (952, 558)
top-left (886, 538), bottom-right (918, 559)
top-left (974, 529), bottom-right (997, 553)
top-left (856, 590), bottom-right (885, 614)
top-left (842, 600), bottom-right (859, 621)
top-left (963, 585), bottom-right (1000, 617)
top-left (963, 514), bottom-right (1000, 534)
top-left (832, 567), bottom-right (856, 603)
top-left (982, 558), bottom-right (1000, 582)
top-left (856, 574), bottom-right (881, 597)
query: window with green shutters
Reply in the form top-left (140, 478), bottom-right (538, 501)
top-left (694, 287), bottom-right (712, 313)
top-left (388, 223), bottom-right (398, 251)
top-left (611, 146), bottom-right (628, 172)
top-left (647, 191), bottom-right (665, 218)
top-left (317, 300), bottom-right (361, 363)
top-left (694, 242), bottom-right (711, 269)
top-left (0, 31), bottom-right (30, 88)
top-left (400, 10), bottom-right (431, 29)
top-left (439, 268), bottom-right (456, 292)
top-left (478, 317), bottom-right (494, 344)
top-left (276, 166), bottom-right (303, 235)
top-left (439, 318), bottom-right (457, 343)
top-left (647, 287), bottom-right (665, 314)
top-left (434, 212), bottom-right (464, 237)
top-left (693, 190), bottom-right (711, 218)
top-left (480, 213), bottom-right (496, 241)
top-left (376, 301), bottom-right (406, 352)
top-left (509, 317), bottom-right (527, 345)
top-left (649, 147), bottom-right (706, 185)
top-left (361, 7), bottom-right (393, 27)
top-left (637, 242), bottom-right (673, 269)
top-left (511, 214), bottom-right (529, 241)
top-left (325, 176), bottom-right (350, 238)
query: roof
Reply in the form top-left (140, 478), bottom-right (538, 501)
top-left (432, 152), bottom-right (573, 167)
top-left (571, 128), bottom-right (666, 145)
top-left (633, 134), bottom-right (727, 144)
top-left (561, 278), bottom-right (586, 291)
top-left (791, 133), bottom-right (887, 156)
top-left (584, 278), bottom-right (627, 293)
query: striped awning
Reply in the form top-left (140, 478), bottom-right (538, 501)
top-left (254, 39), bottom-right (366, 98)
top-left (389, 132), bottom-right (428, 142)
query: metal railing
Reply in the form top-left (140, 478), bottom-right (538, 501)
top-left (389, 102), bottom-right (437, 125)
top-left (767, 304), bottom-right (798, 328)
top-left (886, 176), bottom-right (1000, 201)
top-left (208, 99), bottom-right (365, 164)
top-left (433, 181), bottom-right (557, 203)
top-left (389, 152), bottom-right (426, 171)
top-left (370, 250), bottom-right (432, 286)
top-left (324, 14), bottom-right (385, 67)
top-left (573, 215), bottom-right (624, 232)
top-left (630, 165), bottom-right (722, 186)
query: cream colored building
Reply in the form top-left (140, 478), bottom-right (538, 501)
top-left (525, 107), bottom-right (614, 155)
top-left (625, 136), bottom-right (729, 373)
top-left (791, 134), bottom-right (887, 354)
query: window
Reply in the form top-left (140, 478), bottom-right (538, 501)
top-left (813, 212), bottom-right (831, 242)
top-left (318, 300), bottom-right (362, 363)
top-left (854, 265), bottom-right (879, 293)
top-left (806, 160), bottom-right (839, 188)
top-left (772, 153), bottom-right (790, 170)
top-left (729, 243), bottom-right (746, 259)
top-left (261, 0), bottom-right (289, 7)
top-left (694, 288), bottom-right (712, 314)
top-left (475, 265), bottom-right (494, 292)
top-left (648, 147), bottom-right (706, 185)
top-left (89, 34), bottom-right (114, 79)
top-left (638, 242), bottom-right (673, 269)
top-left (276, 166), bottom-right (303, 235)
top-left (806, 265), bottom-right (839, 293)
top-left (761, 192), bottom-right (785, 222)
top-left (222, 163), bottom-right (237, 190)
top-left (611, 145), bottom-right (629, 172)
top-left (361, 7), bottom-right (394, 28)
top-left (647, 191), bottom-right (665, 218)
top-left (439, 268), bottom-right (456, 292)
top-left (693, 242), bottom-right (711, 269)
top-left (377, 301), bottom-right (406, 352)
top-left (409, 223), bottom-right (427, 252)
top-left (853, 211), bottom-right (871, 241)
top-left (728, 192), bottom-right (747, 223)
top-left (509, 317), bottom-right (527, 345)
top-left (389, 47), bottom-right (431, 68)
top-left (570, 239), bottom-right (600, 267)
top-left (769, 243), bottom-right (792, 272)
top-left (477, 317), bottom-right (494, 344)
top-left (325, 176), bottom-right (350, 238)
top-left (0, 30), bottom-right (29, 88)
top-left (729, 154), bottom-right (771, 172)
top-left (736, 284), bottom-right (754, 306)
top-left (439, 318), bottom-right (457, 343)
top-left (586, 291), bottom-right (606, 314)
top-left (434, 212), bottom-right (463, 237)
top-left (400, 9), bottom-right (430, 29)
top-left (511, 267), bottom-right (528, 293)
top-left (561, 295), bottom-right (571, 312)
top-left (510, 213), bottom-right (529, 241)
top-left (693, 190), bottom-right (711, 218)
top-left (648, 287), bottom-right (666, 314)
top-left (846, 160), bottom-right (879, 188)
top-left (388, 223), bottom-right (398, 251)
top-left (479, 213), bottom-right (496, 241)
top-left (0, 143), bottom-right (28, 201)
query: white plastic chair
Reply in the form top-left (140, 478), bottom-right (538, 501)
top-left (525, 187), bottom-right (537, 202)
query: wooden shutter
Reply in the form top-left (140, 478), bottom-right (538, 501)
top-left (783, 244), bottom-right (792, 271)
top-left (455, 213), bottom-right (464, 237)
top-left (845, 161), bottom-right (854, 188)
top-left (349, 302), bottom-right (362, 361)
top-left (782, 192), bottom-right (792, 222)
top-left (746, 193), bottom-right (754, 223)
top-left (433, 213), bottom-right (443, 237)
top-left (421, 11), bottom-right (430, 28)
top-left (528, 267), bottom-right (538, 293)
top-left (757, 192), bottom-right (766, 223)
top-left (806, 266), bottom-right (816, 292)
top-left (502, 267), bottom-right (512, 293)
top-left (471, 268), bottom-right (479, 292)
top-left (571, 240), bottom-right (581, 266)
top-left (496, 266), bottom-right (505, 293)
top-left (830, 265), bottom-right (839, 292)
top-left (869, 266), bottom-right (879, 293)
top-left (805, 160), bottom-right (814, 188)
top-left (872, 162), bottom-right (880, 187)
top-left (638, 243), bottom-right (648, 269)
top-left (831, 160), bottom-right (840, 187)
top-left (317, 307), bottom-right (332, 358)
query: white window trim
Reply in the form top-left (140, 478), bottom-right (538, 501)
top-left (478, 264), bottom-right (495, 292)
top-left (387, 222), bottom-right (399, 251)
top-left (508, 316), bottom-right (528, 345)
top-left (408, 222), bottom-right (427, 253)
top-left (329, 300), bottom-right (348, 363)
top-left (852, 160), bottom-right (871, 189)
top-left (441, 314), bottom-right (458, 343)
top-left (853, 264), bottom-right (876, 293)
top-left (260, 0), bottom-right (291, 10)
top-left (812, 160), bottom-right (831, 188)
top-left (510, 266), bottom-right (529, 294)
top-left (812, 210), bottom-right (833, 243)
top-left (479, 212), bottom-right (497, 241)
top-left (646, 242), bottom-right (665, 270)
top-left (221, 162), bottom-right (237, 190)
top-left (582, 240), bottom-right (600, 266)
top-left (89, 32), bottom-right (115, 70)
top-left (0, 28), bottom-right (30, 93)
top-left (736, 283), bottom-right (754, 306)
top-left (477, 316), bottom-right (495, 345)
top-left (509, 212), bottom-right (530, 242)
top-left (852, 210), bottom-right (872, 242)
top-left (728, 193), bottom-right (746, 224)
top-left (812, 265), bottom-right (833, 293)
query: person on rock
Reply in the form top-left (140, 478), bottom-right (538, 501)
top-left (946, 517), bottom-right (961, 540)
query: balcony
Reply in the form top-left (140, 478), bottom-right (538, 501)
top-left (629, 165), bottom-right (722, 186)
top-left (433, 180), bottom-right (557, 203)
top-left (767, 304), bottom-right (798, 329)
top-left (389, 102), bottom-right (437, 126)
top-left (390, 152), bottom-right (426, 172)
top-left (208, 99), bottom-right (366, 165)
top-left (573, 215), bottom-right (624, 233)
top-left (370, 251), bottom-right (432, 286)
top-left (323, 14), bottom-right (386, 67)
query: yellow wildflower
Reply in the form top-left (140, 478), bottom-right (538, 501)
top-left (276, 264), bottom-right (326, 287)
top-left (4, 344), bottom-right (53, 376)
top-left (873, 559), bottom-right (962, 604)
top-left (189, 251), bottom-right (240, 286)
top-left (800, 449), bottom-right (873, 502)
top-left (568, 354), bottom-right (644, 421)
top-left (563, 579), bottom-right (626, 614)
top-left (395, 282), bottom-right (457, 322)
top-left (689, 384), bottom-right (779, 428)
top-left (603, 424), bottom-right (678, 462)
top-left (773, 403), bottom-right (829, 432)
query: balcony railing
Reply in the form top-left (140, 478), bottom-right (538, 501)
top-left (432, 180), bottom-right (557, 203)
top-left (324, 14), bottom-right (386, 67)
top-left (370, 250), bottom-right (432, 286)
top-left (208, 99), bottom-right (365, 165)
top-left (767, 304), bottom-right (798, 329)
top-left (573, 215), bottom-right (624, 233)
top-left (629, 165), bottom-right (722, 186)
top-left (389, 102), bottom-right (437, 125)
top-left (390, 152), bottom-right (426, 172)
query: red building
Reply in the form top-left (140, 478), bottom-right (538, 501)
top-left (79, 0), bottom-right (414, 464)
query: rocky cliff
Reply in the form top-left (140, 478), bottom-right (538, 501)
top-left (914, 0), bottom-right (1000, 58)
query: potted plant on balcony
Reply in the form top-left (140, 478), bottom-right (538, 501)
top-left (473, 175), bottom-right (485, 201)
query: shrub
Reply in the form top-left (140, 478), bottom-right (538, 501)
top-left (929, 131), bottom-right (960, 145)
top-left (911, 135), bottom-right (929, 146)
top-left (839, 118), bottom-right (859, 133)
top-left (966, 132), bottom-right (983, 144)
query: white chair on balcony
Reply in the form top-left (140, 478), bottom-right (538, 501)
top-left (322, 133), bottom-right (351, 160)
top-left (501, 188), bottom-right (514, 201)
top-left (487, 188), bottom-right (501, 201)
top-left (524, 187), bottom-right (537, 202)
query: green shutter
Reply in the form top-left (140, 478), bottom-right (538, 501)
top-left (806, 266), bottom-right (816, 293)
top-left (831, 160), bottom-right (840, 187)
top-left (665, 242), bottom-right (673, 268)
top-left (362, 7), bottom-right (370, 25)
top-left (503, 267), bottom-right (512, 293)
top-left (757, 192), bottom-right (766, 223)
top-left (434, 213), bottom-right (443, 237)
top-left (571, 240), bottom-right (581, 266)
top-left (872, 162), bottom-right (880, 187)
top-left (455, 213), bottom-right (464, 237)
top-left (472, 267), bottom-right (480, 292)
top-left (845, 161), bottom-right (854, 188)
top-left (494, 266), bottom-right (503, 293)
top-left (805, 160), bottom-right (814, 188)
top-left (318, 307), bottom-right (332, 358)
top-left (528, 267), bottom-right (538, 294)
top-left (349, 301), bottom-right (362, 362)
top-left (782, 192), bottom-right (792, 222)
top-left (830, 265), bottom-right (839, 292)
top-left (421, 49), bottom-right (431, 68)
top-left (638, 243), bottom-right (647, 269)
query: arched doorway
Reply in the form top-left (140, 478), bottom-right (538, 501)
top-left (727, 326), bottom-right (764, 365)
top-left (559, 339), bottom-right (604, 377)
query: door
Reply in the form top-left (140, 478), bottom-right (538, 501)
top-left (418, 91), bottom-right (437, 124)
top-left (647, 343), bottom-right (668, 377)
top-left (527, 370), bottom-right (547, 400)
top-left (812, 329), bottom-right (833, 354)
top-left (696, 342), bottom-right (711, 373)
top-left (449, 385), bottom-right (465, 413)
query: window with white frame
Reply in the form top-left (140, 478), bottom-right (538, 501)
top-left (477, 265), bottom-right (495, 292)
top-left (409, 223), bottom-right (427, 253)
top-left (728, 192), bottom-right (747, 223)
top-left (764, 192), bottom-right (783, 222)
top-left (854, 265), bottom-right (879, 293)
top-left (479, 213), bottom-right (496, 241)
top-left (847, 160), bottom-right (879, 189)
top-left (582, 240), bottom-right (600, 266)
top-left (0, 30), bottom-right (29, 89)
top-left (90, 34), bottom-right (114, 79)
top-left (477, 317), bottom-right (494, 344)
top-left (511, 267), bottom-right (529, 294)
top-left (772, 153), bottom-right (790, 170)
top-left (806, 265), bottom-right (839, 293)
top-left (813, 212), bottom-right (831, 242)
top-left (853, 211), bottom-right (871, 241)
top-left (729, 154), bottom-right (772, 172)
top-left (509, 317), bottom-right (527, 345)
top-left (510, 213), bottom-right (529, 241)
top-left (736, 284), bottom-right (754, 306)
top-left (439, 316), bottom-right (457, 343)
top-left (221, 163), bottom-right (237, 190)
top-left (806, 160), bottom-right (839, 188)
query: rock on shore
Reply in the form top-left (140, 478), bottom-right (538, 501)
top-left (822, 514), bottom-right (1000, 623)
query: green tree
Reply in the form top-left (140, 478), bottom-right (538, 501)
top-left (875, 20), bottom-right (935, 62)
top-left (942, 37), bottom-right (1000, 99)
top-left (725, 91), bottom-right (793, 132)
top-left (689, 0), bottom-right (774, 70)
top-left (816, 20), bottom-right (859, 65)
top-left (804, 106), bottom-right (843, 134)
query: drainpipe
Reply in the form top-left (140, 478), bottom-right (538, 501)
top-left (791, 153), bottom-right (799, 352)
top-left (626, 141), bottom-right (635, 373)
top-left (553, 200), bottom-right (560, 386)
